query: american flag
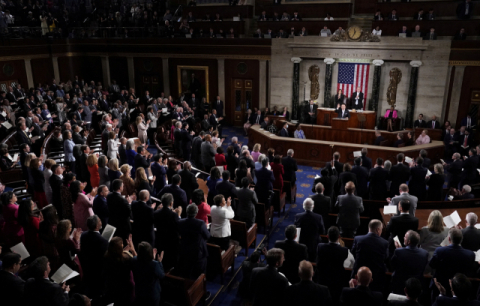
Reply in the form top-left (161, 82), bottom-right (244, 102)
top-left (337, 63), bottom-right (370, 109)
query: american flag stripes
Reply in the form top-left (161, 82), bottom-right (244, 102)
top-left (337, 63), bottom-right (370, 109)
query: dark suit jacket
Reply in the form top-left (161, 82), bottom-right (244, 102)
top-left (409, 166), bottom-right (428, 201)
top-left (334, 160), bottom-right (344, 174)
top-left (16, 129), bottom-right (32, 146)
top-left (340, 286), bottom-right (383, 306)
top-left (351, 166), bottom-right (369, 198)
top-left (286, 280), bottom-right (333, 306)
top-left (336, 193), bottom-right (364, 230)
top-left (427, 120), bottom-right (440, 129)
top-left (134, 154), bottom-right (150, 171)
top-left (389, 164), bottom-right (410, 198)
top-left (131, 200), bottom-right (155, 246)
top-left (79, 230), bottom-right (109, 285)
top-left (336, 171), bottom-right (358, 195)
top-left (414, 120), bottom-right (427, 128)
top-left (0, 270), bottom-right (25, 306)
top-left (338, 109), bottom-right (350, 118)
top-left (72, 132), bottom-right (85, 144)
top-left (157, 184), bottom-right (188, 214)
top-left (252, 113), bottom-right (263, 125)
top-left (250, 266), bottom-right (289, 306)
top-left (391, 246), bottom-right (429, 294)
top-left (178, 216), bottom-right (210, 261)
top-left (351, 233), bottom-right (389, 290)
top-left (351, 92), bottom-right (364, 109)
top-left (386, 214), bottom-right (419, 254)
top-left (462, 226), bottom-right (480, 252)
top-left (316, 242), bottom-right (349, 287)
top-left (446, 160), bottom-right (463, 189)
top-left (118, 144), bottom-right (127, 166)
top-left (214, 100), bottom-right (224, 116)
top-left (304, 104), bottom-right (318, 119)
top-left (93, 195), bottom-right (109, 230)
top-left (374, 136), bottom-right (385, 146)
top-left (216, 180), bottom-right (237, 202)
top-left (310, 193), bottom-right (331, 228)
top-left (433, 296), bottom-right (480, 306)
top-left (24, 278), bottom-right (69, 306)
top-left (106, 192), bottom-right (132, 240)
top-left (154, 207), bottom-right (180, 251)
top-left (179, 169), bottom-right (198, 203)
top-left (361, 156), bottom-right (372, 170)
top-left (282, 156), bottom-right (298, 184)
top-left (274, 239), bottom-right (308, 284)
top-left (254, 167), bottom-right (275, 205)
top-left (294, 210), bottom-right (325, 260)
top-left (429, 245), bottom-right (475, 290)
top-left (426, 173), bottom-right (445, 201)
top-left (49, 174), bottom-right (63, 214)
top-left (369, 167), bottom-right (389, 200)
top-left (279, 128), bottom-right (289, 137)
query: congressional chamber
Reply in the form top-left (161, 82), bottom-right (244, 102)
top-left (0, 0), bottom-right (480, 306)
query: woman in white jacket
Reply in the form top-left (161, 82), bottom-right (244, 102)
top-left (146, 106), bottom-right (158, 144)
top-left (136, 116), bottom-right (149, 144)
top-left (107, 131), bottom-right (118, 160)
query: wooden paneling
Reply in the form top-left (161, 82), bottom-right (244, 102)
top-left (182, 5), bottom-right (254, 19)
top-left (248, 124), bottom-right (444, 167)
top-left (172, 21), bottom-right (245, 35)
top-left (109, 57), bottom-right (129, 89)
top-left (372, 20), bottom-right (480, 36)
top-left (375, 1), bottom-right (480, 18)
top-left (225, 59), bottom-right (259, 125)
top-left (257, 21), bottom-right (349, 36)
top-left (355, 0), bottom-right (378, 15)
top-left (133, 57), bottom-right (164, 97)
top-left (450, 41), bottom-right (480, 61)
top-left (0, 60), bottom-right (27, 86)
top-left (456, 66), bottom-right (480, 125)
top-left (316, 108), bottom-right (376, 129)
top-left (30, 58), bottom-right (54, 86)
top-left (414, 128), bottom-right (444, 141)
top-left (255, 3), bottom-right (352, 18)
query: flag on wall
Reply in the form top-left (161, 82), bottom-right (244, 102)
top-left (337, 62), bottom-right (370, 109)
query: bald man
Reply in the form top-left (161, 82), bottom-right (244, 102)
top-left (340, 267), bottom-right (382, 306)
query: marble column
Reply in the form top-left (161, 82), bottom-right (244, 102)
top-left (259, 60), bottom-right (267, 109)
top-left (127, 57), bottom-right (135, 89)
top-left (217, 59), bottom-right (225, 102)
top-left (161, 57), bottom-right (170, 96)
top-left (405, 60), bottom-right (422, 128)
top-left (323, 58), bottom-right (335, 107)
top-left (101, 56), bottom-right (111, 89)
top-left (52, 56), bottom-right (60, 82)
top-left (369, 59), bottom-right (384, 112)
top-left (291, 57), bottom-right (302, 120)
top-left (448, 66), bottom-right (465, 127)
top-left (24, 59), bottom-right (34, 89)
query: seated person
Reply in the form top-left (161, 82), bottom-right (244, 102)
top-left (334, 89), bottom-right (345, 106)
top-left (372, 26), bottom-right (382, 36)
top-left (334, 27), bottom-right (345, 36)
top-left (414, 114), bottom-right (427, 128)
top-left (384, 105), bottom-right (398, 132)
top-left (412, 25), bottom-right (422, 38)
top-left (258, 11), bottom-right (268, 21)
top-left (253, 29), bottom-right (263, 38)
top-left (298, 27), bottom-right (307, 37)
top-left (416, 130), bottom-right (431, 145)
top-left (279, 122), bottom-right (289, 137)
top-left (291, 11), bottom-right (302, 21)
top-left (394, 133), bottom-right (404, 147)
top-left (424, 27), bottom-right (437, 40)
top-left (373, 10), bottom-right (384, 21)
top-left (405, 131), bottom-right (414, 146)
top-left (388, 9), bottom-right (399, 21)
top-left (268, 120), bottom-right (278, 135)
top-left (320, 26), bottom-right (332, 36)
top-left (325, 13), bottom-right (334, 21)
top-left (399, 26), bottom-right (410, 37)
top-left (281, 12), bottom-right (290, 21)
top-left (374, 131), bottom-right (385, 146)
top-left (276, 29), bottom-right (286, 38)
top-left (260, 117), bottom-right (270, 129)
top-left (413, 9), bottom-right (424, 21)
top-left (426, 8), bottom-right (435, 20)
top-left (294, 123), bottom-right (306, 139)
top-left (288, 27), bottom-right (296, 37)
top-left (454, 28), bottom-right (467, 40)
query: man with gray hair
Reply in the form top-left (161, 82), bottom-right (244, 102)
top-left (309, 182), bottom-right (331, 228)
top-left (460, 184), bottom-right (474, 199)
top-left (178, 203), bottom-right (210, 279)
top-left (229, 136), bottom-right (241, 155)
top-left (282, 149), bottom-right (298, 186)
top-left (295, 198), bottom-right (325, 261)
top-left (174, 121), bottom-right (183, 157)
top-left (461, 212), bottom-right (480, 251)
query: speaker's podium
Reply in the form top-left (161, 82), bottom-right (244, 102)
top-left (331, 118), bottom-right (349, 130)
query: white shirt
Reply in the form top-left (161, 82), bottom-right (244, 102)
top-left (372, 29), bottom-right (382, 36)
top-left (210, 205), bottom-right (235, 238)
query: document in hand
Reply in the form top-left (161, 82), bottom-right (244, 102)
top-left (475, 224), bottom-right (480, 229)
top-left (383, 205), bottom-right (397, 215)
top-left (475, 250), bottom-right (480, 262)
top-left (31, 136), bottom-right (41, 141)
top-left (10, 242), bottom-right (30, 260)
top-left (405, 157), bottom-right (413, 163)
top-left (443, 211), bottom-right (461, 228)
top-left (1, 122), bottom-right (12, 129)
top-left (12, 153), bottom-right (18, 162)
top-left (102, 224), bottom-right (116, 242)
top-left (393, 236), bottom-right (402, 247)
top-left (295, 228), bottom-right (301, 242)
top-left (427, 170), bottom-right (432, 176)
top-left (387, 293), bottom-right (408, 301)
top-left (353, 151), bottom-right (362, 157)
top-left (51, 264), bottom-right (79, 284)
top-left (440, 235), bottom-right (450, 247)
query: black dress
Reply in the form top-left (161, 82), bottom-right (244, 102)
top-left (426, 173), bottom-right (445, 201)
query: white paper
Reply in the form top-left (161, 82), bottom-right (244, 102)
top-left (2, 122), bottom-right (12, 129)
top-left (440, 159), bottom-right (445, 164)
top-left (475, 224), bottom-right (480, 229)
top-left (195, 172), bottom-right (201, 178)
top-left (12, 153), bottom-right (18, 161)
top-left (129, 109), bottom-right (135, 114)
top-left (440, 235), bottom-right (450, 247)
top-left (393, 236), bottom-right (401, 247)
top-left (448, 195), bottom-right (454, 201)
top-left (51, 264), bottom-right (79, 284)
top-left (101, 224), bottom-right (116, 242)
top-left (443, 211), bottom-right (461, 228)
top-left (384, 205), bottom-right (397, 215)
top-left (387, 293), bottom-right (408, 301)
top-left (353, 151), bottom-right (361, 157)
top-left (162, 108), bottom-right (167, 113)
top-left (10, 242), bottom-right (30, 260)
top-left (477, 168), bottom-right (480, 174)
top-left (295, 228), bottom-right (301, 242)
top-left (216, 166), bottom-right (224, 174)
top-left (31, 136), bottom-right (41, 141)
top-left (405, 157), bottom-right (412, 163)
top-left (475, 250), bottom-right (480, 262)
top-left (315, 174), bottom-right (321, 179)
top-left (427, 170), bottom-right (432, 176)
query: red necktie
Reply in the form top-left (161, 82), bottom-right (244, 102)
top-left (464, 136), bottom-right (468, 147)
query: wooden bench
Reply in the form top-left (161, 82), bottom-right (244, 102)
top-left (255, 201), bottom-right (274, 234)
top-left (230, 219), bottom-right (257, 256)
top-left (206, 243), bottom-right (235, 284)
top-left (162, 272), bottom-right (207, 306)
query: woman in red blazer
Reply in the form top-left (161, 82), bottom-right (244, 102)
top-left (215, 147), bottom-right (227, 170)
top-left (270, 155), bottom-right (284, 191)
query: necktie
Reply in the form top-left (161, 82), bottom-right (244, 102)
top-left (464, 136), bottom-right (468, 147)
top-left (310, 105), bottom-right (313, 112)
top-left (256, 116), bottom-right (259, 124)
top-left (432, 121), bottom-right (435, 128)
top-left (468, 118), bottom-right (470, 127)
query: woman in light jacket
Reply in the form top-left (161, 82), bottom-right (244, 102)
top-left (98, 155), bottom-right (110, 189)
top-left (43, 159), bottom-right (56, 205)
top-left (136, 116), bottom-right (150, 145)
top-left (63, 130), bottom-right (76, 173)
top-left (146, 106), bottom-right (158, 144)
top-left (71, 180), bottom-right (97, 231)
top-left (107, 131), bottom-right (118, 159)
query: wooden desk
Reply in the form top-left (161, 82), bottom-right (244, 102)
top-left (316, 108), bottom-right (376, 129)
top-left (331, 118), bottom-right (349, 130)
top-left (248, 124), bottom-right (444, 167)
top-left (414, 128), bottom-right (444, 141)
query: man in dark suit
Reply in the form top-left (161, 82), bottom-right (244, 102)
top-left (274, 225), bottom-right (308, 284)
top-left (285, 261), bottom-right (333, 306)
top-left (79, 215), bottom-right (109, 300)
top-left (131, 190), bottom-right (155, 247)
top-left (134, 146), bottom-right (152, 173)
top-left (413, 9), bottom-right (425, 20)
top-left (340, 267), bottom-right (383, 306)
top-left (390, 230), bottom-right (428, 294)
top-left (154, 193), bottom-right (182, 271)
top-left (260, 117), bottom-right (270, 129)
top-left (181, 123), bottom-right (194, 161)
top-left (282, 149), bottom-right (298, 185)
top-left (338, 104), bottom-right (350, 118)
top-left (295, 198), bottom-right (325, 261)
top-left (76, 145), bottom-right (90, 183)
top-left (388, 9), bottom-right (400, 20)
top-left (118, 137), bottom-right (127, 166)
top-left (316, 226), bottom-right (349, 302)
top-left (428, 115), bottom-right (440, 129)
top-left (201, 114), bottom-right (211, 132)
top-left (178, 203), bottom-right (210, 279)
top-left (461, 115), bottom-right (474, 130)
top-left (279, 122), bottom-right (289, 137)
top-left (16, 122), bottom-right (33, 146)
top-left (336, 163), bottom-right (358, 196)
top-left (49, 165), bottom-right (64, 219)
top-left (424, 27), bottom-right (437, 40)
top-left (309, 182), bottom-right (331, 229)
top-left (360, 148), bottom-right (372, 170)
top-left (457, 0), bottom-right (474, 20)
top-left (429, 228), bottom-right (475, 301)
top-left (258, 11), bottom-right (268, 21)
top-left (351, 157), bottom-right (369, 199)
top-left (444, 153), bottom-right (463, 189)
top-left (389, 278), bottom-right (423, 306)
top-left (351, 87), bottom-right (364, 110)
top-left (93, 185), bottom-right (109, 231)
top-left (444, 128), bottom-right (458, 157)
top-left (390, 153), bottom-right (411, 197)
top-left (250, 248), bottom-right (289, 306)
top-left (214, 96), bottom-right (224, 116)
top-left (24, 256), bottom-right (70, 306)
top-left (335, 181), bottom-right (364, 237)
top-left (369, 158), bottom-right (389, 200)
top-left (461, 148), bottom-right (477, 186)
top-left (333, 151), bottom-right (344, 174)
top-left (461, 212), bottom-right (480, 252)
top-left (252, 110), bottom-right (263, 126)
top-left (388, 184), bottom-right (418, 216)
top-left (72, 126), bottom-right (86, 145)
top-left (351, 219), bottom-right (389, 292)
top-left (433, 273), bottom-right (480, 306)
top-left (192, 132), bottom-right (205, 169)
top-left (304, 100), bottom-right (318, 123)
top-left (374, 131), bottom-right (385, 146)
top-left (216, 170), bottom-right (237, 201)
top-left (0, 253), bottom-right (25, 306)
top-left (414, 114), bottom-right (427, 128)
top-left (179, 161), bottom-right (199, 204)
top-left (230, 137), bottom-right (242, 156)
top-left (209, 109), bottom-right (223, 137)
top-left (254, 158), bottom-right (275, 207)
top-left (107, 179), bottom-right (134, 241)
top-left (386, 201), bottom-right (419, 256)
top-left (157, 174), bottom-right (188, 217)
